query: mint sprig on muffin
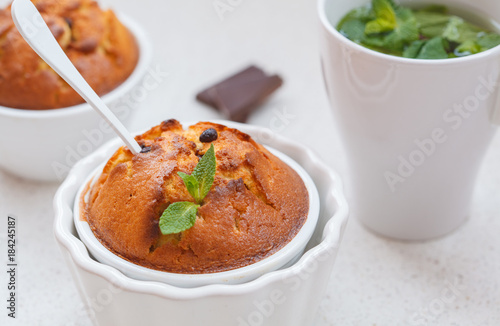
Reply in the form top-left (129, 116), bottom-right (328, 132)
top-left (159, 144), bottom-right (216, 235)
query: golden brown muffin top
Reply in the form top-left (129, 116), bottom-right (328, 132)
top-left (0, 0), bottom-right (138, 110)
top-left (84, 120), bottom-right (309, 274)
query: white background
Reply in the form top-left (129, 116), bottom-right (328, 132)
top-left (0, 0), bottom-right (499, 325)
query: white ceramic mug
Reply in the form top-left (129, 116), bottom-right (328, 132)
top-left (319, 0), bottom-right (500, 240)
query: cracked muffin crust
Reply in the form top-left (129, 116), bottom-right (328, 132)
top-left (83, 120), bottom-right (309, 274)
top-left (0, 0), bottom-right (138, 110)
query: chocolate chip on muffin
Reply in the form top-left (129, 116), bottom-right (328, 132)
top-left (199, 128), bottom-right (218, 143)
top-left (140, 146), bottom-right (151, 153)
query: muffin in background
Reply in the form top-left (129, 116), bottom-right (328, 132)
top-left (0, 0), bottom-right (139, 110)
top-left (83, 120), bottom-right (310, 274)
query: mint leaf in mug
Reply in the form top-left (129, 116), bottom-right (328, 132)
top-left (383, 12), bottom-right (419, 51)
top-left (413, 10), bottom-right (451, 38)
top-left (192, 144), bottom-right (216, 203)
top-left (478, 33), bottom-right (500, 50)
top-left (360, 0), bottom-right (419, 53)
top-left (403, 37), bottom-right (449, 59)
top-left (417, 37), bottom-right (449, 59)
top-left (365, 0), bottom-right (397, 34)
top-left (442, 17), bottom-right (465, 42)
top-left (455, 40), bottom-right (482, 56)
top-left (339, 19), bottom-right (366, 42)
top-left (159, 202), bottom-right (199, 235)
top-left (403, 40), bottom-right (426, 58)
top-left (442, 17), bottom-right (483, 43)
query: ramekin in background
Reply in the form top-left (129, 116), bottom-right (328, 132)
top-left (0, 14), bottom-right (152, 182)
top-left (54, 121), bottom-right (349, 326)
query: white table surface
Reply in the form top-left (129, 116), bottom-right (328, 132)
top-left (1, 0), bottom-right (499, 325)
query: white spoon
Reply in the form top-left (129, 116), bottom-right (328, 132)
top-left (11, 0), bottom-right (142, 155)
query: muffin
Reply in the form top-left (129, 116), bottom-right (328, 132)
top-left (83, 120), bottom-right (310, 274)
top-left (0, 0), bottom-right (138, 110)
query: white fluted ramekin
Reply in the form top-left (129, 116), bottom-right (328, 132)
top-left (54, 121), bottom-right (349, 326)
top-left (0, 14), bottom-right (152, 182)
top-left (74, 145), bottom-right (320, 287)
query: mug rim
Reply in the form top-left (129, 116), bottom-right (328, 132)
top-left (318, 0), bottom-right (500, 66)
top-left (0, 12), bottom-right (153, 119)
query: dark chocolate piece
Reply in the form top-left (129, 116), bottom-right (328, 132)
top-left (196, 66), bottom-right (267, 107)
top-left (213, 75), bottom-right (282, 123)
top-left (199, 128), bottom-right (218, 143)
top-left (196, 65), bottom-right (283, 122)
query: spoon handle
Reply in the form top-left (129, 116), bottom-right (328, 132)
top-left (11, 0), bottom-right (142, 155)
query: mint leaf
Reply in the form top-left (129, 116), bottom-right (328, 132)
top-left (417, 37), bottom-right (449, 59)
top-left (404, 37), bottom-right (449, 59)
top-left (373, 12), bottom-right (418, 52)
top-left (414, 11), bottom-right (451, 38)
top-left (159, 202), bottom-right (199, 235)
top-left (403, 40), bottom-right (426, 58)
top-left (442, 17), bottom-right (464, 42)
top-left (339, 19), bottom-right (366, 42)
top-left (159, 144), bottom-right (217, 235)
top-left (177, 172), bottom-right (200, 202)
top-left (455, 39), bottom-right (482, 56)
top-left (192, 144), bottom-right (216, 202)
top-left (175, 144), bottom-right (217, 205)
top-left (478, 33), bottom-right (500, 50)
top-left (363, 2), bottom-right (419, 53)
top-left (388, 14), bottom-right (419, 48)
top-left (442, 17), bottom-right (484, 43)
top-left (337, 6), bottom-right (374, 44)
top-left (365, 0), bottom-right (397, 34)
top-left (340, 0), bottom-right (419, 54)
